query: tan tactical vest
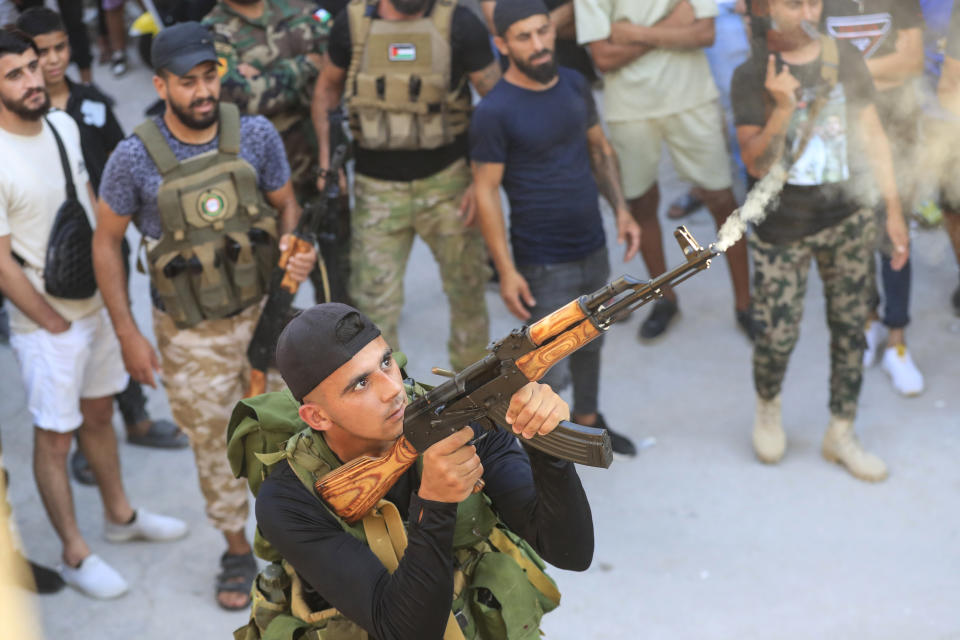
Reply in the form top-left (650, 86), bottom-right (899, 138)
top-left (344, 0), bottom-right (471, 150)
top-left (134, 103), bottom-right (279, 329)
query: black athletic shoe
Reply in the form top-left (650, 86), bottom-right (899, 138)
top-left (594, 414), bottom-right (637, 457)
top-left (735, 308), bottom-right (761, 342)
top-left (952, 283), bottom-right (960, 317)
top-left (70, 449), bottom-right (96, 486)
top-left (639, 298), bottom-right (678, 340)
top-left (28, 558), bottom-right (66, 594)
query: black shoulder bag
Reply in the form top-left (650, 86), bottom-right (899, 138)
top-left (43, 117), bottom-right (97, 299)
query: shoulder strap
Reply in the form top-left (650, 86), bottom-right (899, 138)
top-left (361, 500), bottom-right (467, 640)
top-left (819, 34), bottom-right (839, 88)
top-left (133, 119), bottom-right (180, 175)
top-left (345, 0), bottom-right (376, 98)
top-left (43, 117), bottom-right (77, 201)
top-left (430, 0), bottom-right (457, 39)
top-left (217, 102), bottom-right (241, 155)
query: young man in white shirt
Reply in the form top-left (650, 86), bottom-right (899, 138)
top-left (0, 28), bottom-right (186, 599)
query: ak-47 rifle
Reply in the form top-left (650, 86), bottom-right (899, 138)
top-left (317, 227), bottom-right (719, 523)
top-left (246, 143), bottom-right (349, 397)
top-left (312, 107), bottom-right (352, 304)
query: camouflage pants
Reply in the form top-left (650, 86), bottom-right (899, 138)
top-left (153, 304), bottom-right (283, 533)
top-left (349, 158), bottom-right (490, 371)
top-left (750, 208), bottom-right (875, 420)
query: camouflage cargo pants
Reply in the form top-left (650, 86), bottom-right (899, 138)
top-left (153, 304), bottom-right (283, 533)
top-left (750, 208), bottom-right (875, 420)
top-left (350, 158), bottom-right (490, 371)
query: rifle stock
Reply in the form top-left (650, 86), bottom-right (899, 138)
top-left (316, 226), bottom-right (718, 523)
top-left (318, 437), bottom-right (419, 524)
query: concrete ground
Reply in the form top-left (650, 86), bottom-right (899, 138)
top-left (3, 45), bottom-right (960, 640)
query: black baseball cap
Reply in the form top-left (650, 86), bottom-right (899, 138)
top-left (276, 303), bottom-right (382, 402)
top-left (151, 22), bottom-right (218, 76)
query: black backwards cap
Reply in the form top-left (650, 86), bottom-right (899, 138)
top-left (276, 303), bottom-right (382, 402)
top-left (150, 21), bottom-right (218, 76)
top-left (493, 0), bottom-right (550, 36)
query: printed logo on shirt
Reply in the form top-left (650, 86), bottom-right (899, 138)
top-left (786, 84), bottom-right (850, 187)
top-left (79, 99), bottom-right (107, 128)
top-left (388, 43), bottom-right (416, 62)
top-left (197, 189), bottom-right (228, 220)
top-left (825, 12), bottom-right (892, 58)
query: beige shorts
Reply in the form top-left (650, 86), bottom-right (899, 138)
top-left (608, 100), bottom-right (733, 200)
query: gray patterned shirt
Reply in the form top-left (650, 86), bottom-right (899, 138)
top-left (100, 112), bottom-right (290, 239)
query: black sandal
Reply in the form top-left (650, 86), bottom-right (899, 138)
top-left (216, 551), bottom-right (257, 611)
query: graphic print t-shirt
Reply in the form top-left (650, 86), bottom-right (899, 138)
top-left (822, 0), bottom-right (924, 60)
top-left (731, 40), bottom-right (876, 244)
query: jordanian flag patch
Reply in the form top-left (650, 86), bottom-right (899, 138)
top-left (388, 43), bottom-right (416, 62)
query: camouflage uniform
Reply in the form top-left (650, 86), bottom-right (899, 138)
top-left (350, 158), bottom-right (490, 372)
top-left (750, 208), bottom-right (875, 420)
top-left (153, 304), bottom-right (283, 533)
top-left (204, 0), bottom-right (328, 201)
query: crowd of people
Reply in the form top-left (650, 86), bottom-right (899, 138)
top-left (0, 0), bottom-right (959, 637)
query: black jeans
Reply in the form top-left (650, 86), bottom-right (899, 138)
top-left (516, 247), bottom-right (610, 416)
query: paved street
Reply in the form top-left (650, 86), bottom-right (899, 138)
top-left (2, 46), bottom-right (960, 640)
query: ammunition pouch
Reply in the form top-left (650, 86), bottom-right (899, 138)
top-left (135, 103), bottom-right (279, 328)
top-left (344, 0), bottom-right (470, 151)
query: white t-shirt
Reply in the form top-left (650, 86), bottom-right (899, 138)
top-left (574, 0), bottom-right (720, 121)
top-left (0, 110), bottom-right (102, 334)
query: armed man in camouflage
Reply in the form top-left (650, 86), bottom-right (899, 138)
top-left (730, 0), bottom-right (908, 483)
top-left (93, 23), bottom-right (316, 610)
top-left (204, 0), bottom-right (349, 301)
top-left (313, 0), bottom-right (503, 373)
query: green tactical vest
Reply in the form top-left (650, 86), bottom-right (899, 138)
top-left (227, 373), bottom-right (561, 640)
top-left (134, 103), bottom-right (279, 329)
top-left (344, 0), bottom-right (471, 151)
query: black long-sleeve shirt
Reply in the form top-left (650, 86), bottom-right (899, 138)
top-left (63, 79), bottom-right (124, 195)
top-left (256, 424), bottom-right (594, 640)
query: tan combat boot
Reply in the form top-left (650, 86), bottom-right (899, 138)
top-left (753, 394), bottom-right (785, 463)
top-left (821, 415), bottom-right (888, 482)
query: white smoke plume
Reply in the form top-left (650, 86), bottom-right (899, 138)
top-left (715, 164), bottom-right (787, 252)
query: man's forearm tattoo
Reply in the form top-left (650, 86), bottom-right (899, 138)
top-left (471, 64), bottom-right (502, 96)
top-left (590, 145), bottom-right (628, 211)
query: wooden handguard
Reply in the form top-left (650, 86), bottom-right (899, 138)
top-left (316, 436), bottom-right (419, 524)
top-left (516, 315), bottom-right (602, 382)
top-left (526, 299), bottom-right (587, 346)
top-left (278, 236), bottom-right (314, 292)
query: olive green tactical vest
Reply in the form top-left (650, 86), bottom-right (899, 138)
top-left (227, 386), bottom-right (560, 640)
top-left (344, 0), bottom-right (471, 150)
top-left (134, 103), bottom-right (279, 329)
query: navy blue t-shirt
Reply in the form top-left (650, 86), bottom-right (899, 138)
top-left (469, 67), bottom-right (605, 266)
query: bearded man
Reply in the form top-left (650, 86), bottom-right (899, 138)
top-left (470, 0), bottom-right (642, 456)
top-left (93, 22), bottom-right (315, 609)
top-left (0, 26), bottom-right (187, 600)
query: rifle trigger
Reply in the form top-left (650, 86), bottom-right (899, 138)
top-left (468, 430), bottom-right (491, 447)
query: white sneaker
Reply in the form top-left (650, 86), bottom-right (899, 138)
top-left (104, 508), bottom-right (188, 543)
top-left (881, 345), bottom-right (924, 396)
top-left (863, 320), bottom-right (884, 367)
top-left (59, 554), bottom-right (128, 599)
